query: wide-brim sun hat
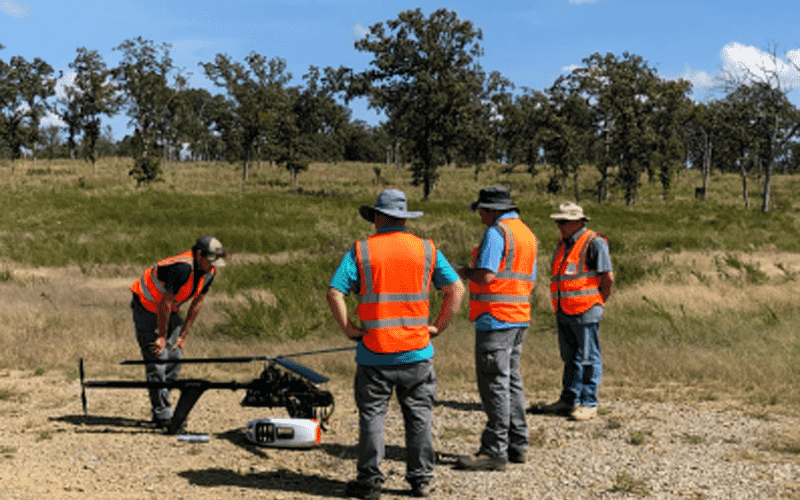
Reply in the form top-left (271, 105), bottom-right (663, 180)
top-left (359, 189), bottom-right (424, 222)
top-left (549, 202), bottom-right (590, 221)
top-left (469, 186), bottom-right (518, 212)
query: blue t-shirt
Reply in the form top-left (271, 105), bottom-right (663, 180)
top-left (329, 227), bottom-right (460, 366)
top-left (473, 212), bottom-right (537, 332)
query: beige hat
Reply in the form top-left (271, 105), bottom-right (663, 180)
top-left (549, 202), bottom-right (590, 221)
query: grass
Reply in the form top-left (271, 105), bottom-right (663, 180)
top-left (2, 157), bottom-right (800, 414)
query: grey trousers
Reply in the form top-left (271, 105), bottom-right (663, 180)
top-left (476, 327), bottom-right (528, 458)
top-left (131, 296), bottom-right (184, 421)
top-left (354, 359), bottom-right (436, 487)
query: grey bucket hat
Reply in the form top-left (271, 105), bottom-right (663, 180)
top-left (359, 189), bottom-right (423, 222)
top-left (469, 186), bottom-right (519, 212)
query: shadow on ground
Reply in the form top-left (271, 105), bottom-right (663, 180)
top-left (50, 414), bottom-right (158, 434)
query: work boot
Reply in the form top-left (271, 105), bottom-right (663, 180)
top-left (455, 453), bottom-right (506, 471)
top-left (410, 481), bottom-right (430, 498)
top-left (539, 399), bottom-right (575, 415)
top-left (508, 448), bottom-right (526, 464)
top-left (344, 479), bottom-right (381, 500)
top-left (570, 405), bottom-right (598, 421)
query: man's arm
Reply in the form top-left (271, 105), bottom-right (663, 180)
top-left (154, 291), bottom-right (176, 356)
top-left (174, 293), bottom-right (205, 350)
top-left (428, 279), bottom-right (466, 336)
top-left (457, 266), bottom-right (496, 286)
top-left (599, 272), bottom-right (614, 302)
top-left (326, 287), bottom-right (366, 340)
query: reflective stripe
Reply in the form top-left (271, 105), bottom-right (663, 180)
top-left (551, 288), bottom-right (599, 298)
top-left (551, 270), bottom-right (599, 282)
top-left (500, 271), bottom-right (536, 281)
top-left (362, 317), bottom-right (429, 329)
top-left (470, 293), bottom-right (530, 303)
top-left (359, 238), bottom-right (433, 304)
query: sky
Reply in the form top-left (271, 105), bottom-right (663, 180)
top-left (2, 0), bottom-right (800, 141)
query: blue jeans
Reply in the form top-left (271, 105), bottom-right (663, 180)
top-left (557, 320), bottom-right (602, 407)
top-left (354, 360), bottom-right (436, 487)
top-left (475, 327), bottom-right (528, 459)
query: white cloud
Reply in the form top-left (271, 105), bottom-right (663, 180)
top-left (1, 0), bottom-right (35, 19)
top-left (720, 42), bottom-right (800, 89)
top-left (569, 0), bottom-right (598, 4)
top-left (54, 71), bottom-right (77, 100)
top-left (353, 23), bottom-right (369, 39)
top-left (681, 68), bottom-right (714, 90)
top-left (40, 112), bottom-right (65, 129)
top-left (561, 64), bottom-right (579, 73)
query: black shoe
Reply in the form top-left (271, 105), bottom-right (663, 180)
top-left (410, 482), bottom-right (430, 498)
top-left (345, 479), bottom-right (381, 500)
top-left (152, 416), bottom-right (171, 429)
top-left (508, 448), bottom-right (526, 464)
top-left (455, 453), bottom-right (506, 471)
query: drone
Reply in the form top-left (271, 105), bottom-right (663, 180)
top-left (79, 346), bottom-right (354, 448)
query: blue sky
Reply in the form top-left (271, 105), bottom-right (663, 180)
top-left (2, 0), bottom-right (799, 140)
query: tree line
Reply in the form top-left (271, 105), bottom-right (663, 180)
top-left (1, 9), bottom-right (799, 210)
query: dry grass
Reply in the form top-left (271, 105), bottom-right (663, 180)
top-left (3, 157), bottom-right (800, 416)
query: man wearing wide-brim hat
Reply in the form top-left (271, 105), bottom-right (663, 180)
top-left (327, 188), bottom-right (465, 499)
top-left (541, 201), bottom-right (614, 422)
top-left (455, 186), bottom-right (538, 471)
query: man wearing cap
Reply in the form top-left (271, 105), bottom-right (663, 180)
top-left (327, 189), bottom-right (465, 499)
top-left (455, 186), bottom-right (537, 471)
top-left (129, 235), bottom-right (227, 429)
top-left (545, 202), bottom-right (614, 421)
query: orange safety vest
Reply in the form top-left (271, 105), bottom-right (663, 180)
top-left (355, 231), bottom-right (435, 354)
top-left (550, 229), bottom-right (604, 315)
top-left (130, 250), bottom-right (214, 314)
top-left (469, 218), bottom-right (537, 323)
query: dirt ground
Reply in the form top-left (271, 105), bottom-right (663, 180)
top-left (2, 253), bottom-right (800, 499)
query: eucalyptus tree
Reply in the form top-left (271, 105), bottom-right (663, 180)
top-left (0, 48), bottom-right (56, 170)
top-left (718, 44), bottom-right (800, 212)
top-left (567, 52), bottom-right (663, 204)
top-left (65, 47), bottom-right (121, 172)
top-left (112, 37), bottom-right (175, 183)
top-left (685, 101), bottom-right (725, 200)
top-left (649, 78), bottom-right (693, 199)
top-left (542, 75), bottom-right (594, 200)
top-left (454, 71), bottom-right (512, 180)
top-left (343, 8), bottom-right (486, 199)
top-left (723, 82), bottom-right (800, 211)
top-left (202, 53), bottom-right (291, 181)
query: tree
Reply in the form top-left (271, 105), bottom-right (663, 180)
top-left (542, 76), bottom-right (594, 200)
top-left (65, 47), bottom-right (121, 172)
top-left (343, 8), bottom-right (486, 199)
top-left (112, 37), bottom-right (175, 183)
top-left (650, 79), bottom-right (693, 199)
top-left (201, 53), bottom-right (291, 181)
top-left (568, 52), bottom-right (665, 204)
top-left (0, 49), bottom-right (56, 170)
top-left (718, 44), bottom-right (800, 212)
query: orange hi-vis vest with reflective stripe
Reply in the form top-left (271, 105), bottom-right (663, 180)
top-left (469, 218), bottom-right (537, 323)
top-left (130, 250), bottom-right (215, 314)
top-left (550, 229), bottom-right (604, 315)
top-left (355, 231), bottom-right (435, 354)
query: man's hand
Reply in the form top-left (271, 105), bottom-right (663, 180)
top-left (427, 325), bottom-right (440, 337)
top-left (151, 336), bottom-right (167, 356)
top-left (173, 333), bottom-right (186, 351)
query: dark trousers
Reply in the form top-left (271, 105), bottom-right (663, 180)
top-left (131, 295), bottom-right (184, 420)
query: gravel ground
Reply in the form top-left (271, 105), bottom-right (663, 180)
top-left (1, 368), bottom-right (799, 500)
